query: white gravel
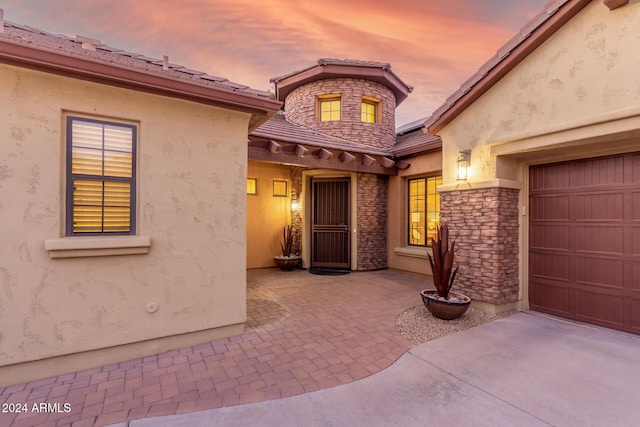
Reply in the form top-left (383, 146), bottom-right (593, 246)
top-left (396, 305), bottom-right (515, 345)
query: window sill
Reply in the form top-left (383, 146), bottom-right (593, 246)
top-left (44, 236), bottom-right (151, 259)
top-left (394, 246), bottom-right (433, 259)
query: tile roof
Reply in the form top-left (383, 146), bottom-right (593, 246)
top-left (424, 0), bottom-right (586, 134)
top-left (271, 58), bottom-right (394, 83)
top-left (396, 116), bottom-right (430, 135)
top-left (394, 126), bottom-right (442, 157)
top-left (0, 19), bottom-right (275, 101)
top-left (251, 114), bottom-right (391, 156)
top-left (270, 58), bottom-right (413, 106)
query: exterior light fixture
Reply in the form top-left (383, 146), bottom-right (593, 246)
top-left (457, 150), bottom-right (471, 181)
top-left (291, 192), bottom-right (301, 211)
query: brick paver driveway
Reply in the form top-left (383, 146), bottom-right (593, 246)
top-left (1, 269), bottom-right (427, 426)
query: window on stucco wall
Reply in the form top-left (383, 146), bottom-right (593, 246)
top-left (408, 176), bottom-right (442, 246)
top-left (66, 116), bottom-right (137, 235)
top-left (318, 95), bottom-right (341, 121)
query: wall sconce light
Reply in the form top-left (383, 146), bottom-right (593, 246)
top-left (291, 192), bottom-right (301, 211)
top-left (457, 150), bottom-right (471, 181)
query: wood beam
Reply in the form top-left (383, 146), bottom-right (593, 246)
top-left (396, 160), bottom-right (410, 170)
top-left (295, 144), bottom-right (309, 157)
top-left (339, 152), bottom-right (356, 163)
top-left (248, 147), bottom-right (397, 175)
top-left (318, 148), bottom-right (333, 160)
top-left (603, 0), bottom-right (628, 10)
top-left (362, 154), bottom-right (376, 166)
top-left (269, 140), bottom-right (282, 153)
top-left (380, 157), bottom-right (395, 168)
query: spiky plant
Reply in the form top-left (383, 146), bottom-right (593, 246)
top-left (427, 223), bottom-right (459, 299)
top-left (280, 225), bottom-right (294, 257)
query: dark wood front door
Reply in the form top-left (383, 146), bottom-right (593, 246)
top-left (311, 178), bottom-right (350, 268)
top-left (529, 152), bottom-right (640, 334)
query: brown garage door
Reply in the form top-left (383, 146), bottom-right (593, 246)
top-left (529, 152), bottom-right (640, 334)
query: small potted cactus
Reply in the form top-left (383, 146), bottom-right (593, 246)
top-left (273, 225), bottom-right (300, 271)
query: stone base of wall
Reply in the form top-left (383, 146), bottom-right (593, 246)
top-left (440, 187), bottom-right (519, 305)
top-left (357, 173), bottom-right (388, 270)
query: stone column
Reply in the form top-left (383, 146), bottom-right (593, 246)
top-left (290, 167), bottom-right (304, 257)
top-left (356, 173), bottom-right (388, 270)
top-left (439, 187), bottom-right (520, 305)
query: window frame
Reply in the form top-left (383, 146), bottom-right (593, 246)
top-left (272, 179), bottom-right (288, 197)
top-left (317, 94), bottom-right (341, 122)
top-left (407, 175), bottom-right (442, 247)
top-left (247, 178), bottom-right (258, 195)
top-left (65, 116), bottom-right (137, 236)
top-left (361, 96), bottom-right (380, 123)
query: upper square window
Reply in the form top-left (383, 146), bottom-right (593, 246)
top-left (318, 95), bottom-right (341, 121)
top-left (361, 97), bottom-right (380, 123)
top-left (66, 116), bottom-right (137, 236)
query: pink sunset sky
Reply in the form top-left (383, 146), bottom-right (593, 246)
top-left (2, 0), bottom-right (549, 126)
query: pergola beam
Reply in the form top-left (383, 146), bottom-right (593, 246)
top-left (269, 140), bottom-right (282, 153)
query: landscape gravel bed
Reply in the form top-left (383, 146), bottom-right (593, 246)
top-left (396, 305), bottom-right (515, 345)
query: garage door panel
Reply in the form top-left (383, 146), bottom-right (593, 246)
top-left (530, 163), bottom-right (571, 191)
top-left (575, 290), bottom-right (624, 328)
top-left (529, 280), bottom-right (569, 315)
top-left (530, 152), bottom-right (639, 335)
top-left (632, 299), bottom-right (640, 331)
top-left (633, 154), bottom-right (640, 182)
top-left (632, 192), bottom-right (640, 219)
top-left (571, 156), bottom-right (625, 188)
top-left (575, 257), bottom-right (624, 289)
top-left (574, 193), bottom-right (624, 221)
top-left (530, 196), bottom-right (570, 220)
top-left (634, 228), bottom-right (640, 254)
top-left (530, 225), bottom-right (569, 250)
top-left (530, 252), bottom-right (569, 281)
top-left (575, 225), bottom-right (624, 254)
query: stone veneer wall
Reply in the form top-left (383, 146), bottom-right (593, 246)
top-left (290, 167), bottom-right (304, 257)
top-left (439, 187), bottom-right (519, 305)
top-left (283, 78), bottom-right (396, 150)
top-left (357, 173), bottom-right (388, 270)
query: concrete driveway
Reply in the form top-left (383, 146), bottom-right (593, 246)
top-left (120, 312), bottom-right (640, 427)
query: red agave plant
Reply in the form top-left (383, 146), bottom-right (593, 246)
top-left (427, 223), bottom-right (459, 300)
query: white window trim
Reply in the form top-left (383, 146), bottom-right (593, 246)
top-left (44, 236), bottom-right (151, 259)
top-left (394, 246), bottom-right (433, 259)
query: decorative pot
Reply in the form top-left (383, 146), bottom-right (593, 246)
top-left (420, 290), bottom-right (471, 320)
top-left (274, 256), bottom-right (300, 271)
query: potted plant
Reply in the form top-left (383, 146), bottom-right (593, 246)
top-left (273, 225), bottom-right (301, 271)
top-left (420, 223), bottom-right (471, 320)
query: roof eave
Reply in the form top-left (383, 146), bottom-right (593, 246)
top-left (425, 0), bottom-right (591, 135)
top-left (274, 63), bottom-right (412, 106)
top-left (0, 38), bottom-right (282, 130)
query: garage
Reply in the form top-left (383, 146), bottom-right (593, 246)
top-left (529, 152), bottom-right (640, 334)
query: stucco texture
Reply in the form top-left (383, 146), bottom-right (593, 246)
top-left (246, 161), bottom-right (293, 268)
top-left (0, 65), bottom-right (251, 368)
top-left (438, 0), bottom-right (640, 185)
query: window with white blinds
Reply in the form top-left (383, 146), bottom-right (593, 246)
top-left (66, 117), bottom-right (136, 235)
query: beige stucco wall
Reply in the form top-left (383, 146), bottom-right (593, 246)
top-left (387, 151), bottom-right (442, 275)
top-left (247, 161), bottom-right (293, 268)
top-left (438, 0), bottom-right (640, 187)
top-left (435, 0), bottom-right (640, 310)
top-left (0, 64), bottom-right (251, 383)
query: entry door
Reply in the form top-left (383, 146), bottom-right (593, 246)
top-left (311, 178), bottom-right (350, 268)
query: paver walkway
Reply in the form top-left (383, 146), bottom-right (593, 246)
top-left (0, 269), bottom-right (427, 426)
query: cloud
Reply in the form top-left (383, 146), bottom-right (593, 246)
top-left (3, 0), bottom-right (548, 124)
